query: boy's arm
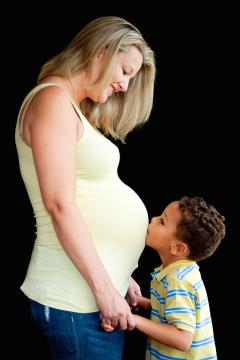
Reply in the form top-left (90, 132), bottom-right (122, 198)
top-left (136, 295), bottom-right (151, 312)
top-left (133, 314), bottom-right (193, 352)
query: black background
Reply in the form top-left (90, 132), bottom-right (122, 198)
top-left (4, 4), bottom-right (236, 359)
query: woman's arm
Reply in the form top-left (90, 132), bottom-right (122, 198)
top-left (27, 86), bottom-right (134, 330)
top-left (133, 315), bottom-right (193, 352)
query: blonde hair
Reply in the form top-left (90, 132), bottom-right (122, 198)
top-left (38, 16), bottom-right (156, 142)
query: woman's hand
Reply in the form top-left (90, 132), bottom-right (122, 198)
top-left (127, 276), bottom-right (142, 308)
top-left (101, 318), bottom-right (115, 332)
top-left (95, 285), bottom-right (135, 331)
top-left (101, 313), bottom-right (136, 332)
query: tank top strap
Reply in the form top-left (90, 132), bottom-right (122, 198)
top-left (68, 97), bottom-right (89, 127)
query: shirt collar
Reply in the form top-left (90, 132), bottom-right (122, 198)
top-left (151, 259), bottom-right (198, 282)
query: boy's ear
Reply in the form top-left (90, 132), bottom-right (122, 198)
top-left (170, 241), bottom-right (189, 257)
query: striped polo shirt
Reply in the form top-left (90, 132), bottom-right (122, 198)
top-left (146, 259), bottom-right (217, 359)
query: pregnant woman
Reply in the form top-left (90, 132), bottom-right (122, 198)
top-left (15, 16), bottom-right (156, 360)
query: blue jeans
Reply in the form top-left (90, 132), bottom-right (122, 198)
top-left (29, 299), bottom-right (125, 360)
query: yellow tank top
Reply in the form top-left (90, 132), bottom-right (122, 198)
top-left (15, 83), bottom-right (148, 312)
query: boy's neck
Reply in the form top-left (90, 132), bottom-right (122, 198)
top-left (160, 254), bottom-right (189, 269)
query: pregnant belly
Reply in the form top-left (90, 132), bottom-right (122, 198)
top-left (76, 181), bottom-right (149, 274)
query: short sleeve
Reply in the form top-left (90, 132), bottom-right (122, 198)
top-left (165, 278), bottom-right (196, 333)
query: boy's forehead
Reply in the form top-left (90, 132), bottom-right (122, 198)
top-left (163, 201), bottom-right (181, 222)
top-left (165, 200), bottom-right (179, 211)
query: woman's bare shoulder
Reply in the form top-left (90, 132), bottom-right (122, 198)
top-left (25, 84), bottom-right (73, 125)
top-left (22, 84), bottom-right (76, 144)
top-left (30, 84), bottom-right (70, 109)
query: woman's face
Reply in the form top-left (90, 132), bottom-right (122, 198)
top-left (88, 45), bottom-right (143, 103)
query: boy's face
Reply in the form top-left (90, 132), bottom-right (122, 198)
top-left (146, 201), bottom-right (182, 254)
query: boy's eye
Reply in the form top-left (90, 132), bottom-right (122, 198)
top-left (160, 218), bottom-right (164, 225)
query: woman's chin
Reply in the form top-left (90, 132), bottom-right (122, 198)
top-left (96, 93), bottom-right (109, 103)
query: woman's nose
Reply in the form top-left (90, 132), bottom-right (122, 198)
top-left (112, 80), bottom-right (128, 93)
top-left (118, 81), bottom-right (128, 92)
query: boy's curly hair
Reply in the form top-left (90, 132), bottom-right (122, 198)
top-left (177, 196), bottom-right (225, 261)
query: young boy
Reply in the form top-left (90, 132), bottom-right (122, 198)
top-left (102, 196), bottom-right (225, 359)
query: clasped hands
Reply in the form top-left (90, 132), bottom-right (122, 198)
top-left (101, 277), bottom-right (141, 332)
